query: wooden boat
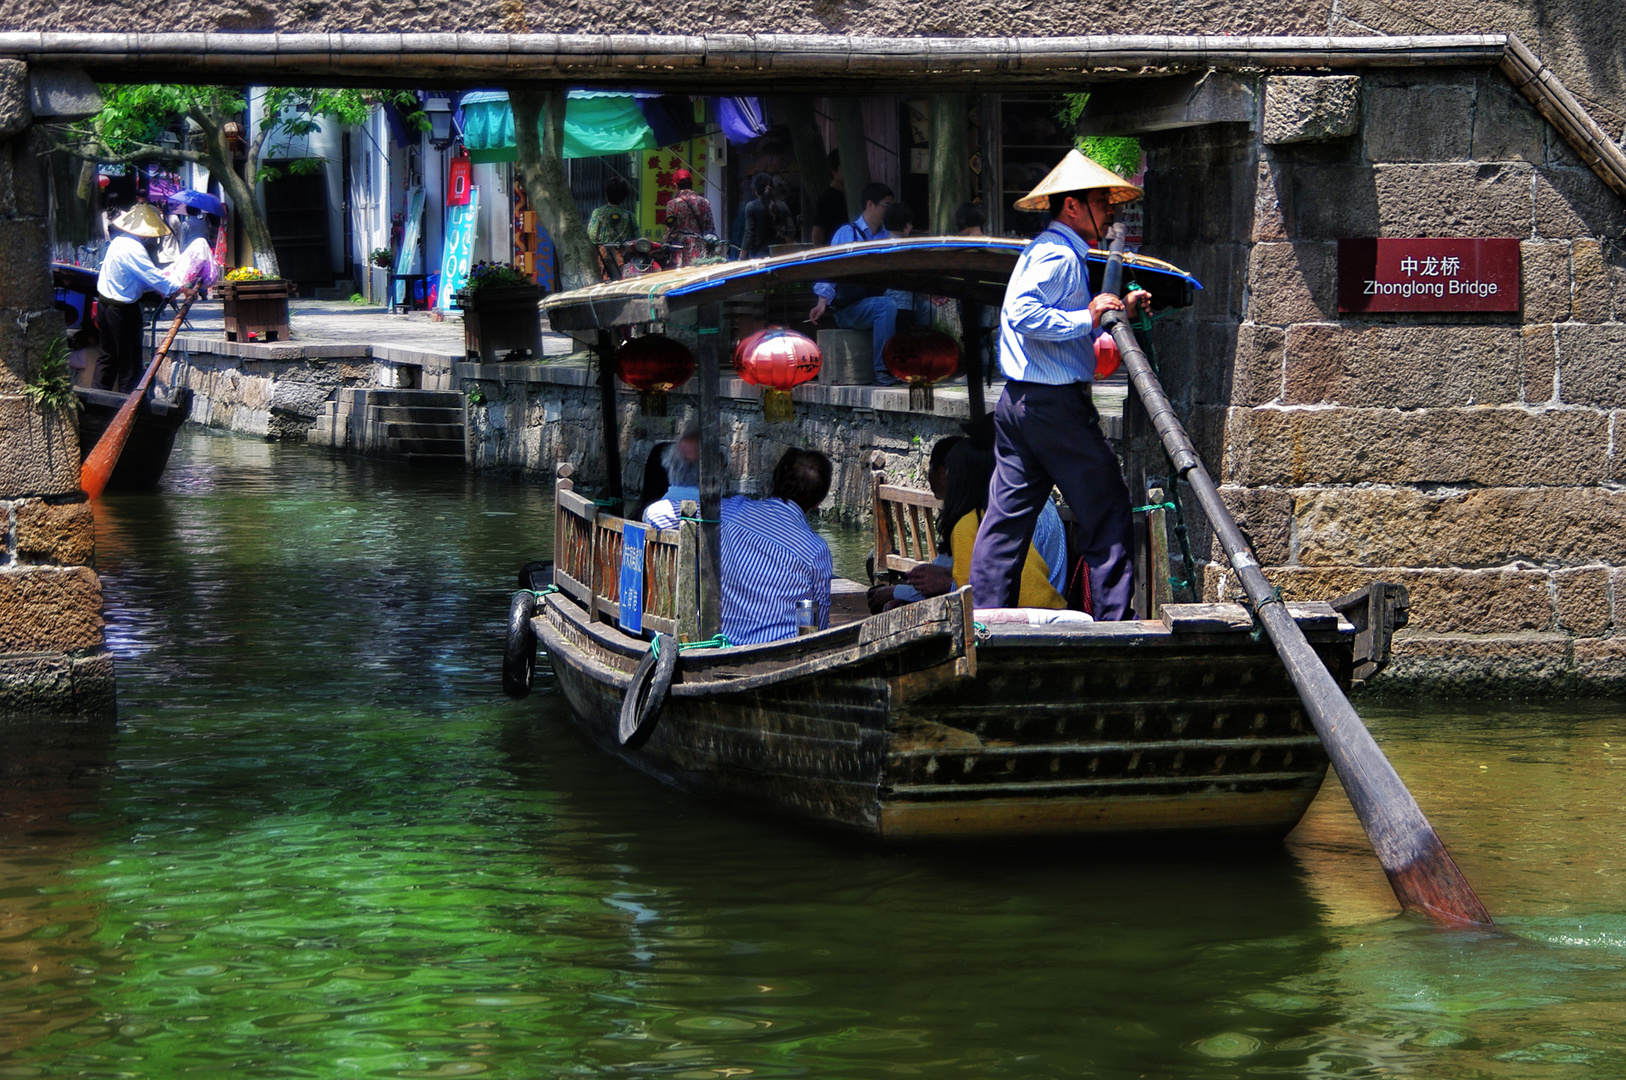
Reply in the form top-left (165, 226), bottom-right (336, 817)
top-left (73, 385), bottom-right (193, 490)
top-left (524, 238), bottom-right (1405, 843)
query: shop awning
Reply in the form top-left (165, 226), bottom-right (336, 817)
top-left (459, 90), bottom-right (657, 163)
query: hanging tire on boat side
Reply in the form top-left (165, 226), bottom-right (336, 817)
top-left (619, 634), bottom-right (678, 749)
top-left (503, 591), bottom-right (538, 699)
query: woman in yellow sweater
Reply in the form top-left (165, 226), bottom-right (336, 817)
top-left (941, 442), bottom-right (1068, 610)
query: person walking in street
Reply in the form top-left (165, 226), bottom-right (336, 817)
top-left (968, 151), bottom-right (1150, 621)
top-left (737, 173), bottom-right (783, 259)
top-left (663, 168), bottom-right (714, 268)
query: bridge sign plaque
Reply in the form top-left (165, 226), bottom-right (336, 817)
top-left (1337, 238), bottom-right (1520, 313)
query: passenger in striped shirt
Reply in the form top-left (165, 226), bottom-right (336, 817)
top-left (720, 449), bottom-right (835, 646)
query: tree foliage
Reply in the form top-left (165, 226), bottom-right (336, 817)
top-left (46, 85), bottom-right (427, 275)
top-left (1056, 93), bottom-right (1143, 181)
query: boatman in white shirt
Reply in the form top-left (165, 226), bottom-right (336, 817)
top-left (95, 204), bottom-right (188, 392)
top-left (968, 151), bottom-right (1150, 621)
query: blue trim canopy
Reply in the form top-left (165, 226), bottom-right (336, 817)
top-left (458, 90), bottom-right (657, 162)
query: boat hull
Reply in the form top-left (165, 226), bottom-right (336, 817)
top-left (73, 386), bottom-right (193, 490)
top-left (537, 594), bottom-right (1343, 844)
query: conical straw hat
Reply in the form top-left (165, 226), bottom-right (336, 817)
top-left (1013, 150), bottom-right (1143, 212)
top-left (111, 203), bottom-right (170, 238)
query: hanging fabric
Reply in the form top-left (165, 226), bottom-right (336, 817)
top-left (715, 97), bottom-right (768, 143)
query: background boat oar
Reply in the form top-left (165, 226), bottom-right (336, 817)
top-left (80, 293), bottom-right (195, 500)
top-left (1099, 239), bottom-right (1491, 926)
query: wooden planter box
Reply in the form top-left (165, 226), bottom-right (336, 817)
top-left (218, 279), bottom-right (291, 342)
top-left (455, 284), bottom-right (543, 363)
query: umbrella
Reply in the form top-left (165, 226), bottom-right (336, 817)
top-left (167, 189), bottom-right (225, 217)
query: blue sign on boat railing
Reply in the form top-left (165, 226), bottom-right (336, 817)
top-left (619, 523), bottom-right (647, 635)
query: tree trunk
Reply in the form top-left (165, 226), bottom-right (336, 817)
top-left (774, 97), bottom-right (829, 242)
top-left (831, 98), bottom-right (872, 223)
top-left (220, 157), bottom-right (278, 276)
top-left (929, 94), bottom-right (970, 236)
top-left (511, 89), bottom-right (597, 292)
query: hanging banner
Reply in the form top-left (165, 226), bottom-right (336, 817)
top-left (437, 186), bottom-right (480, 311)
top-left (640, 116), bottom-right (708, 239)
top-left (447, 156), bottom-right (472, 207)
top-left (394, 186), bottom-right (425, 306)
top-left (619, 523), bottom-right (647, 635)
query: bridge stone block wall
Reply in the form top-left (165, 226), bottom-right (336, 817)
top-left (0, 68), bottom-right (113, 717)
top-left (1139, 67), bottom-right (1626, 695)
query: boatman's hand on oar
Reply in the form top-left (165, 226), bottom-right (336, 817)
top-left (1089, 289), bottom-right (1152, 327)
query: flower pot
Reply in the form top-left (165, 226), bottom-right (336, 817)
top-left (455, 284), bottom-right (543, 364)
top-left (218, 279), bottom-right (291, 342)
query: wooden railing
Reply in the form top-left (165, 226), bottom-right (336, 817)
top-left (554, 463), bottom-right (696, 640)
top-left (872, 457), bottom-right (943, 576)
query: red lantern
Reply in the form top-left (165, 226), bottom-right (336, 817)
top-left (1092, 332), bottom-right (1121, 380)
top-left (735, 327), bottom-right (822, 422)
top-left (615, 334), bottom-right (695, 416)
top-left (882, 329), bottom-right (961, 410)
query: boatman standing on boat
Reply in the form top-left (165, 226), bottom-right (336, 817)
top-left (969, 151), bottom-right (1150, 621)
top-left (95, 204), bottom-right (189, 393)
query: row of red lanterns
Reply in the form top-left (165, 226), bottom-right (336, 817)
top-left (613, 326), bottom-right (969, 418)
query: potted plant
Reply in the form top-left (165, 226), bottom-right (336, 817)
top-left (218, 266), bottom-right (291, 343)
top-left (454, 262), bottom-right (542, 364)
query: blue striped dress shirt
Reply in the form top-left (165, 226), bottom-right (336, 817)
top-left (997, 223), bottom-right (1105, 385)
top-left (720, 495), bottom-right (833, 645)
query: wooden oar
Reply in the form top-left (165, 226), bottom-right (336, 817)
top-left (1101, 241), bottom-right (1491, 926)
top-left (80, 294), bottom-right (195, 500)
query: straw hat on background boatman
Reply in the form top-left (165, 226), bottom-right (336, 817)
top-left (110, 203), bottom-right (171, 238)
top-left (1012, 149), bottom-right (1142, 212)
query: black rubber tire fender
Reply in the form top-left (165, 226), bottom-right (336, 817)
top-left (503, 591), bottom-right (538, 699)
top-left (619, 633), bottom-right (679, 749)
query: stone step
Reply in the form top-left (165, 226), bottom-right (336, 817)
top-left (387, 437), bottom-right (466, 457)
top-left (367, 405), bottom-right (465, 425)
top-left (380, 421), bottom-right (465, 440)
top-left (363, 389), bottom-right (465, 409)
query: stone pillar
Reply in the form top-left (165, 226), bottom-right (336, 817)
top-left (0, 61), bottom-right (114, 717)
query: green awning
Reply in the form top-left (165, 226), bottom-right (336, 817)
top-left (459, 91), bottom-right (656, 163)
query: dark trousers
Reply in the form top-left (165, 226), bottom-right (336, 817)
top-left (94, 298), bottom-right (145, 392)
top-left (969, 380), bottom-right (1136, 620)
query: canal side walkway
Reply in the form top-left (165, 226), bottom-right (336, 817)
top-left (159, 297), bottom-right (1130, 512)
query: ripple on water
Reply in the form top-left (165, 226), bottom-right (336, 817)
top-left (8, 433), bottom-right (1626, 1079)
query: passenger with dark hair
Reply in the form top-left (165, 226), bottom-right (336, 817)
top-left (719, 448), bottom-right (835, 645)
top-left (879, 201), bottom-right (940, 330)
top-left (881, 201), bottom-right (913, 236)
top-left (812, 148), bottom-right (847, 245)
top-left (808, 181), bottom-right (902, 385)
top-left (954, 202), bottom-right (986, 236)
top-left (588, 174), bottom-right (637, 246)
top-left (876, 440), bottom-right (1067, 611)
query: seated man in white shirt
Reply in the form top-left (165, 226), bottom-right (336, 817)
top-left (719, 448), bottom-right (835, 646)
top-left (641, 430), bottom-right (701, 531)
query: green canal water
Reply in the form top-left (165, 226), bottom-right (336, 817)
top-left (6, 429), bottom-right (1626, 1079)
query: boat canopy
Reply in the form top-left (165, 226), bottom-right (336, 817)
top-left (541, 236), bottom-right (1203, 332)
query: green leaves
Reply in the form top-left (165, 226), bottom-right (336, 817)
top-left (24, 336), bottom-right (81, 413)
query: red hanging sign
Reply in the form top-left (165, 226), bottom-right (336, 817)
top-left (1337, 238), bottom-right (1520, 313)
top-left (447, 155), bottom-right (472, 207)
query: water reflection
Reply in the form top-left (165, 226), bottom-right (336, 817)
top-left (4, 429), bottom-right (1626, 1077)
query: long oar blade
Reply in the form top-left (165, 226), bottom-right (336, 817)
top-left (1108, 314), bottom-right (1491, 928)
